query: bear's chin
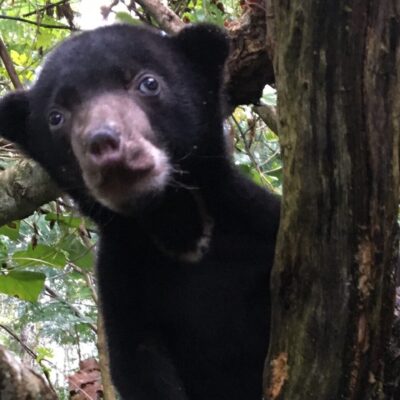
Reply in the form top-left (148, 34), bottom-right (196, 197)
top-left (85, 169), bottom-right (170, 215)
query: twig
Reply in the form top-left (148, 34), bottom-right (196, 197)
top-left (231, 115), bottom-right (273, 189)
top-left (0, 15), bottom-right (77, 30)
top-left (0, 324), bottom-right (36, 359)
top-left (0, 37), bottom-right (23, 89)
top-left (23, 0), bottom-right (71, 17)
top-left (101, 0), bottom-right (120, 20)
top-left (69, 261), bottom-right (99, 305)
top-left (126, 0), bottom-right (151, 24)
top-left (44, 285), bottom-right (98, 333)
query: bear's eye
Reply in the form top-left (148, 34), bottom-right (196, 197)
top-left (48, 110), bottom-right (65, 128)
top-left (138, 76), bottom-right (160, 96)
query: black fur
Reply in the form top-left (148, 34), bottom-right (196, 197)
top-left (0, 24), bottom-right (280, 400)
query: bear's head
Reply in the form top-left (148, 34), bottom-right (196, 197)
top-left (0, 24), bottom-right (230, 216)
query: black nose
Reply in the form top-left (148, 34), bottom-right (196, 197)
top-left (88, 127), bottom-right (120, 157)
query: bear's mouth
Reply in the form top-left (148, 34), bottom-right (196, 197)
top-left (86, 153), bottom-right (170, 213)
top-left (73, 135), bottom-right (171, 213)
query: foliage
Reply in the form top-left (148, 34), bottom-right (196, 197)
top-left (233, 87), bottom-right (281, 192)
top-left (0, 0), bottom-right (281, 395)
top-left (0, 201), bottom-right (97, 389)
top-left (0, 1), bottom-right (74, 91)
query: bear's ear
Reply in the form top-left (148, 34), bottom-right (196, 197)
top-left (0, 90), bottom-right (30, 146)
top-left (173, 24), bottom-right (230, 76)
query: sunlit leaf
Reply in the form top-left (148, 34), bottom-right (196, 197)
top-left (10, 49), bottom-right (28, 65)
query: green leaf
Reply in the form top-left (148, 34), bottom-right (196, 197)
top-left (73, 249), bottom-right (94, 270)
top-left (36, 31), bottom-right (53, 50)
top-left (267, 166), bottom-right (283, 182)
top-left (10, 49), bottom-right (28, 66)
top-left (13, 244), bottom-right (67, 268)
top-left (237, 163), bottom-right (252, 176)
top-left (0, 238), bottom-right (8, 259)
top-left (0, 221), bottom-right (20, 240)
top-left (45, 212), bottom-right (84, 229)
top-left (58, 236), bottom-right (94, 270)
top-left (0, 270), bottom-right (45, 302)
top-left (36, 346), bottom-right (54, 363)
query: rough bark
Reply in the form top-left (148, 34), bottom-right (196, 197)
top-left (264, 2), bottom-right (400, 400)
top-left (384, 288), bottom-right (400, 399)
top-left (225, 4), bottom-right (275, 109)
top-left (0, 345), bottom-right (57, 400)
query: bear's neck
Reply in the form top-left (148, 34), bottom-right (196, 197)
top-left (145, 189), bottom-right (215, 263)
top-left (137, 159), bottom-right (246, 262)
top-left (90, 157), bottom-right (249, 263)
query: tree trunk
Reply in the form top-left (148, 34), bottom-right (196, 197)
top-left (264, 2), bottom-right (400, 400)
top-left (97, 311), bottom-right (117, 400)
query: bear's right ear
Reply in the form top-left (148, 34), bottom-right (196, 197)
top-left (173, 24), bottom-right (230, 79)
top-left (0, 90), bottom-right (30, 146)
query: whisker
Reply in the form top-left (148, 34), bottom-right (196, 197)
top-left (168, 177), bottom-right (199, 191)
top-left (170, 165), bottom-right (191, 176)
top-left (175, 149), bottom-right (195, 162)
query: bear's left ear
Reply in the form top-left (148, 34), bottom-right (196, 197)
top-left (0, 90), bottom-right (30, 147)
top-left (173, 24), bottom-right (230, 77)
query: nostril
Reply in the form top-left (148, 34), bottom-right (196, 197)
top-left (88, 128), bottom-right (120, 157)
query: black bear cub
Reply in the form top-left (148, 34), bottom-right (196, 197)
top-left (0, 24), bottom-right (280, 400)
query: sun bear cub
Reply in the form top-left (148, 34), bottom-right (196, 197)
top-left (0, 24), bottom-right (280, 400)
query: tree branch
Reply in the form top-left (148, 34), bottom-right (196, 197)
top-left (70, 262), bottom-right (98, 305)
top-left (0, 324), bottom-right (36, 359)
top-left (134, 0), bottom-right (183, 33)
top-left (0, 14), bottom-right (77, 30)
top-left (0, 159), bottom-right (61, 227)
top-left (22, 0), bottom-right (71, 18)
top-left (0, 345), bottom-right (57, 400)
top-left (254, 104), bottom-right (278, 135)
